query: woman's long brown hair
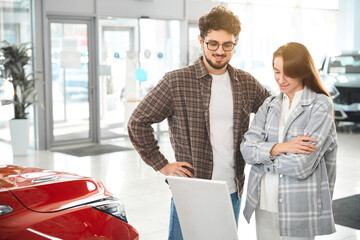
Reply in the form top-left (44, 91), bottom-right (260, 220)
top-left (272, 42), bottom-right (330, 98)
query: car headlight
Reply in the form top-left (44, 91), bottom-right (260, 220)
top-left (89, 197), bottom-right (128, 223)
top-left (324, 77), bottom-right (340, 99)
top-left (0, 205), bottom-right (13, 216)
top-left (326, 85), bottom-right (340, 99)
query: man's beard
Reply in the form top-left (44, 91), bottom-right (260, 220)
top-left (204, 54), bottom-right (230, 70)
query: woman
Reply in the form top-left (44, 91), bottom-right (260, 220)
top-left (241, 42), bottom-right (337, 240)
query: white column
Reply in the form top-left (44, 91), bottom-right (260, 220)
top-left (354, 0), bottom-right (360, 49)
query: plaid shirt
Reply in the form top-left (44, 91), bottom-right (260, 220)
top-left (241, 86), bottom-right (337, 237)
top-left (128, 57), bottom-right (270, 197)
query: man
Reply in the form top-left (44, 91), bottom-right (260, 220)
top-left (128, 5), bottom-right (270, 240)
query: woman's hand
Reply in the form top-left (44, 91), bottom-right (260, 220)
top-left (270, 133), bottom-right (318, 156)
top-left (159, 162), bottom-right (194, 177)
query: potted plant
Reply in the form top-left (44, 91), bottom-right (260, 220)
top-left (0, 40), bottom-right (41, 155)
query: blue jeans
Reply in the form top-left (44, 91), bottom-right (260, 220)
top-left (168, 192), bottom-right (241, 240)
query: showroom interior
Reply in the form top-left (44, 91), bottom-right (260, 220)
top-left (0, 0), bottom-right (359, 239)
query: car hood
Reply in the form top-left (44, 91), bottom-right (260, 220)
top-left (0, 165), bottom-right (111, 212)
top-left (325, 73), bottom-right (360, 88)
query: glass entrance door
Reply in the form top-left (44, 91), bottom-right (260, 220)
top-left (49, 20), bottom-right (95, 146)
top-left (46, 17), bottom-right (181, 147)
top-left (98, 18), bottom-right (181, 140)
top-left (98, 18), bottom-right (138, 138)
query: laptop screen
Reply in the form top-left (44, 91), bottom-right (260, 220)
top-left (166, 176), bottom-right (238, 240)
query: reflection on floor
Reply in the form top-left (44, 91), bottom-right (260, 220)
top-left (1, 129), bottom-right (360, 240)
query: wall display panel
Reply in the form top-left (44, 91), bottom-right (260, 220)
top-left (44, 0), bottom-right (95, 15)
top-left (97, 0), bottom-right (184, 19)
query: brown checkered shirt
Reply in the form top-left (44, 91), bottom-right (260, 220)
top-left (127, 57), bottom-right (270, 197)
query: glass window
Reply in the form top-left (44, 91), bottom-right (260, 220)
top-left (329, 54), bottom-right (360, 73)
top-left (188, 25), bottom-right (202, 65)
top-left (139, 19), bottom-right (181, 90)
top-left (227, 1), bottom-right (339, 94)
top-left (252, 0), bottom-right (298, 7)
top-left (139, 19), bottom-right (180, 135)
top-left (97, 18), bottom-right (180, 138)
top-left (98, 18), bottom-right (139, 138)
top-left (0, 0), bottom-right (32, 143)
top-left (301, 0), bottom-right (338, 10)
top-left (301, 8), bottom-right (338, 65)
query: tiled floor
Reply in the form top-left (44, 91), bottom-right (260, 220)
top-left (1, 129), bottom-right (360, 240)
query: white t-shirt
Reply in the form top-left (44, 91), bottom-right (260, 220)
top-left (259, 90), bottom-right (304, 212)
top-left (209, 71), bottom-right (236, 194)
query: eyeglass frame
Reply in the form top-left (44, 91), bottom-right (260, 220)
top-left (202, 38), bottom-right (237, 52)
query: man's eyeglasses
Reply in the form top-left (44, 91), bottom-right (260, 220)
top-left (203, 40), bottom-right (236, 52)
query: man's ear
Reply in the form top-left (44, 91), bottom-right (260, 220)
top-left (235, 37), bottom-right (239, 46)
top-left (198, 35), bottom-right (204, 48)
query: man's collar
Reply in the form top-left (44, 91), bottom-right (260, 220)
top-left (194, 57), bottom-right (209, 79)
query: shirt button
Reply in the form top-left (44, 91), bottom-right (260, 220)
top-left (267, 167), bottom-right (270, 172)
top-left (279, 198), bottom-right (283, 203)
top-left (280, 174), bottom-right (284, 178)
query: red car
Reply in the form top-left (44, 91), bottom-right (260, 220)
top-left (0, 165), bottom-right (139, 240)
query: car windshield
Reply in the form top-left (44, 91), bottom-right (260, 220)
top-left (328, 54), bottom-right (360, 74)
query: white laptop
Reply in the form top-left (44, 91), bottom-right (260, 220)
top-left (166, 176), bottom-right (238, 240)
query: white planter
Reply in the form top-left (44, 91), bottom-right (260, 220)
top-left (9, 119), bottom-right (30, 156)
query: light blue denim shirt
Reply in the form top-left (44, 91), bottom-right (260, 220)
top-left (241, 86), bottom-right (337, 237)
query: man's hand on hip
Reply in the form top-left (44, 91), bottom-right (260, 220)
top-left (159, 162), bottom-right (194, 177)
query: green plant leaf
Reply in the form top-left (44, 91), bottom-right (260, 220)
top-left (0, 41), bottom-right (40, 119)
top-left (1, 99), bottom-right (15, 106)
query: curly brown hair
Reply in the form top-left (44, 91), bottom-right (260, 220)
top-left (198, 5), bottom-right (241, 39)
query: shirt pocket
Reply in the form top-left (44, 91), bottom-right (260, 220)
top-left (286, 126), bottom-right (306, 141)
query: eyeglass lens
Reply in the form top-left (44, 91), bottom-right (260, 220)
top-left (206, 41), bottom-right (235, 51)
